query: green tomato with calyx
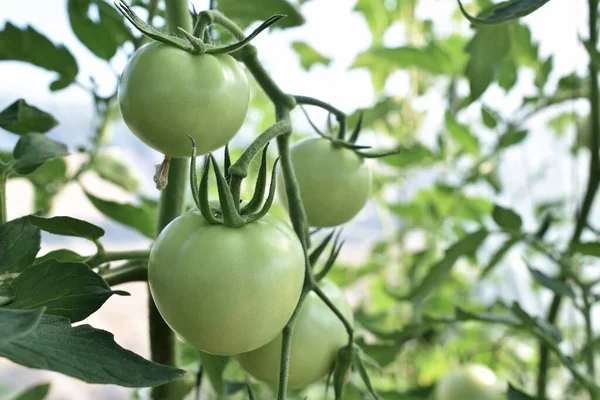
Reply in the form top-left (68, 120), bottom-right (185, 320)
top-left (236, 279), bottom-right (353, 389)
top-left (279, 137), bottom-right (371, 227)
top-left (119, 42), bottom-right (250, 157)
top-left (149, 210), bottom-right (304, 356)
top-left (435, 364), bottom-right (502, 400)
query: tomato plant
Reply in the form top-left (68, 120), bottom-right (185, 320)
top-left (434, 364), bottom-right (501, 400)
top-left (149, 210), bottom-right (304, 355)
top-left (280, 137), bottom-right (371, 227)
top-left (119, 42), bottom-right (250, 158)
top-left (236, 279), bottom-right (353, 388)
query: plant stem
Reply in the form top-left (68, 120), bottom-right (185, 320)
top-left (149, 1), bottom-right (192, 399)
top-left (103, 262), bottom-right (148, 286)
top-left (582, 288), bottom-right (596, 378)
top-left (0, 170), bottom-right (6, 224)
top-left (312, 283), bottom-right (354, 343)
top-left (294, 95), bottom-right (346, 140)
top-left (537, 0), bottom-right (600, 397)
top-left (87, 249), bottom-right (149, 268)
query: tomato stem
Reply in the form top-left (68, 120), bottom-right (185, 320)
top-left (86, 249), bottom-right (149, 268)
top-left (294, 95), bottom-right (347, 141)
top-left (0, 170), bottom-right (7, 224)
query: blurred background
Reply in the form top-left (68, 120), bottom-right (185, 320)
top-left (0, 0), bottom-right (597, 399)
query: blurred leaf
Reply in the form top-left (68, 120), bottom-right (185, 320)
top-left (10, 382), bottom-right (50, 400)
top-left (0, 23), bottom-right (78, 90)
top-left (379, 386), bottom-right (434, 399)
top-left (458, 0), bottom-right (552, 25)
top-left (6, 260), bottom-right (127, 322)
top-left (0, 216), bottom-right (41, 274)
top-left (0, 308), bottom-right (44, 346)
top-left (199, 351), bottom-right (229, 394)
top-left (445, 114), bottom-right (479, 154)
top-left (352, 345), bottom-right (379, 399)
top-left (68, 0), bottom-right (132, 60)
top-left (396, 229), bottom-right (487, 302)
top-left (291, 41), bottom-right (331, 70)
top-left (572, 241), bottom-right (600, 257)
top-left (527, 265), bottom-right (576, 299)
top-left (34, 249), bottom-right (86, 265)
top-left (12, 134), bottom-right (69, 175)
top-left (217, 0), bottom-right (304, 29)
top-left (497, 129), bottom-right (528, 149)
top-left (481, 107), bottom-right (499, 128)
top-left (92, 152), bottom-right (140, 192)
top-left (0, 314), bottom-right (185, 387)
top-left (354, 0), bottom-right (396, 44)
top-left (84, 191), bottom-right (156, 238)
top-left (507, 384), bottom-right (536, 399)
top-left (28, 215), bottom-right (105, 241)
top-left (0, 286), bottom-right (14, 306)
top-left (354, 44), bottom-right (454, 75)
top-left (380, 144), bottom-right (436, 168)
top-left (28, 157), bottom-right (67, 214)
top-left (465, 25), bottom-right (511, 100)
top-left (492, 205), bottom-right (522, 230)
top-left (511, 302), bottom-right (562, 343)
top-left (497, 58), bottom-right (518, 91)
top-left (481, 238), bottom-right (517, 277)
top-left (354, 340), bottom-right (401, 368)
top-left (0, 100), bottom-right (58, 135)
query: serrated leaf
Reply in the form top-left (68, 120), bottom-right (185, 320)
top-left (11, 382), bottom-right (50, 400)
top-left (492, 204), bottom-right (522, 230)
top-left (217, 0), bottom-right (304, 29)
top-left (28, 215), bottom-right (105, 241)
top-left (12, 134), bottom-right (69, 175)
top-left (0, 23), bottom-right (78, 90)
top-left (6, 260), bottom-right (127, 322)
top-left (198, 351), bottom-right (229, 394)
top-left (465, 25), bottom-right (511, 100)
top-left (291, 41), bottom-right (331, 70)
top-left (572, 241), bottom-right (600, 257)
top-left (527, 265), bottom-right (576, 299)
top-left (92, 152), bottom-right (140, 192)
top-left (0, 307), bottom-right (44, 346)
top-left (445, 114), bottom-right (479, 154)
top-left (84, 191), bottom-right (156, 238)
top-left (459, 0), bottom-right (552, 25)
top-left (0, 99), bottom-right (58, 135)
top-left (34, 249), bottom-right (86, 265)
top-left (0, 217), bottom-right (41, 274)
top-left (0, 314), bottom-right (185, 387)
top-left (68, 0), bottom-right (132, 60)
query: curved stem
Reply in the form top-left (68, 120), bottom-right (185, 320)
top-left (312, 283), bottom-right (354, 343)
top-left (87, 249), bottom-right (149, 268)
top-left (0, 170), bottom-right (7, 224)
top-left (582, 289), bottom-right (596, 378)
top-left (293, 95), bottom-right (346, 140)
top-left (149, 1), bottom-right (192, 399)
top-left (103, 262), bottom-right (148, 286)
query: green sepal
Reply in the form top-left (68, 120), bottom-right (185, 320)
top-left (352, 344), bottom-right (380, 399)
top-left (210, 154), bottom-right (245, 227)
top-left (240, 144), bottom-right (269, 216)
top-left (188, 136), bottom-right (201, 209)
top-left (333, 345), bottom-right (353, 400)
top-left (348, 111), bottom-right (364, 143)
top-left (315, 235), bottom-right (344, 281)
top-left (308, 230), bottom-right (337, 267)
top-left (300, 106), bottom-right (329, 139)
top-left (224, 143), bottom-right (232, 185)
top-left (356, 148), bottom-right (401, 159)
top-left (198, 156), bottom-right (221, 224)
top-left (244, 158), bottom-right (280, 224)
top-left (331, 139), bottom-right (371, 151)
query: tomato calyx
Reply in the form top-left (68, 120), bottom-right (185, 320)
top-left (188, 138), bottom-right (279, 228)
top-left (114, 1), bottom-right (285, 56)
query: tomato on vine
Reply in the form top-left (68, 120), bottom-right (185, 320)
top-left (435, 364), bottom-right (502, 400)
top-left (236, 279), bottom-right (353, 388)
top-left (118, 42), bottom-right (250, 158)
top-left (280, 137), bottom-right (371, 227)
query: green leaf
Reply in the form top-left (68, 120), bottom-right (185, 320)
top-left (0, 217), bottom-right (41, 274)
top-left (217, 0), bottom-right (304, 29)
top-left (67, 0), bottom-right (132, 60)
top-left (481, 238), bottom-right (517, 277)
top-left (380, 144), bottom-right (436, 168)
top-left (527, 265), bottom-right (576, 299)
top-left (12, 134), bottom-right (69, 175)
top-left (492, 204), bottom-right (522, 230)
top-left (465, 25), bottom-right (511, 100)
top-left (84, 191), bottom-right (157, 238)
top-left (0, 307), bottom-right (44, 346)
top-left (511, 302), bottom-right (562, 343)
top-left (458, 0), bottom-right (552, 26)
top-left (507, 384), bottom-right (536, 399)
top-left (28, 215), bottom-right (105, 241)
top-left (291, 41), bottom-right (331, 70)
top-left (0, 23), bottom-right (78, 90)
top-left (92, 152), bottom-right (140, 192)
top-left (379, 386), bottom-right (434, 399)
top-left (497, 129), bottom-right (528, 149)
top-left (0, 314), bottom-right (186, 387)
top-left (11, 382), bottom-right (50, 400)
top-left (353, 44), bottom-right (454, 76)
top-left (6, 260), bottom-right (127, 322)
top-left (34, 249), bottom-right (86, 265)
top-left (0, 286), bottom-right (14, 306)
top-left (353, 0), bottom-right (396, 44)
top-left (397, 230), bottom-right (488, 302)
top-left (199, 351), bottom-right (230, 394)
top-left (497, 58), bottom-right (518, 91)
top-left (445, 114), bottom-right (479, 154)
top-left (352, 345), bottom-right (379, 399)
top-left (0, 100), bottom-right (58, 135)
top-left (572, 241), bottom-right (600, 257)
top-left (481, 107), bottom-right (498, 128)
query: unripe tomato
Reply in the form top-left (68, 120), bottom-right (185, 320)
top-left (435, 364), bottom-right (501, 400)
top-left (149, 210), bottom-right (304, 356)
top-left (118, 42), bottom-right (250, 157)
top-left (236, 279), bottom-right (353, 389)
top-left (279, 138), bottom-right (371, 227)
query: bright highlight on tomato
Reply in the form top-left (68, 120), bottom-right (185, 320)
top-left (279, 137), bottom-right (371, 227)
top-left (119, 42), bottom-right (250, 158)
top-left (435, 364), bottom-right (501, 400)
top-left (236, 279), bottom-right (353, 389)
top-left (148, 210), bottom-right (304, 356)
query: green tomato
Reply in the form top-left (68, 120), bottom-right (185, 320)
top-left (149, 210), bottom-right (304, 356)
top-left (236, 279), bottom-right (353, 389)
top-left (118, 42), bottom-right (249, 157)
top-left (279, 138), bottom-right (371, 227)
top-left (435, 364), bottom-right (501, 400)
